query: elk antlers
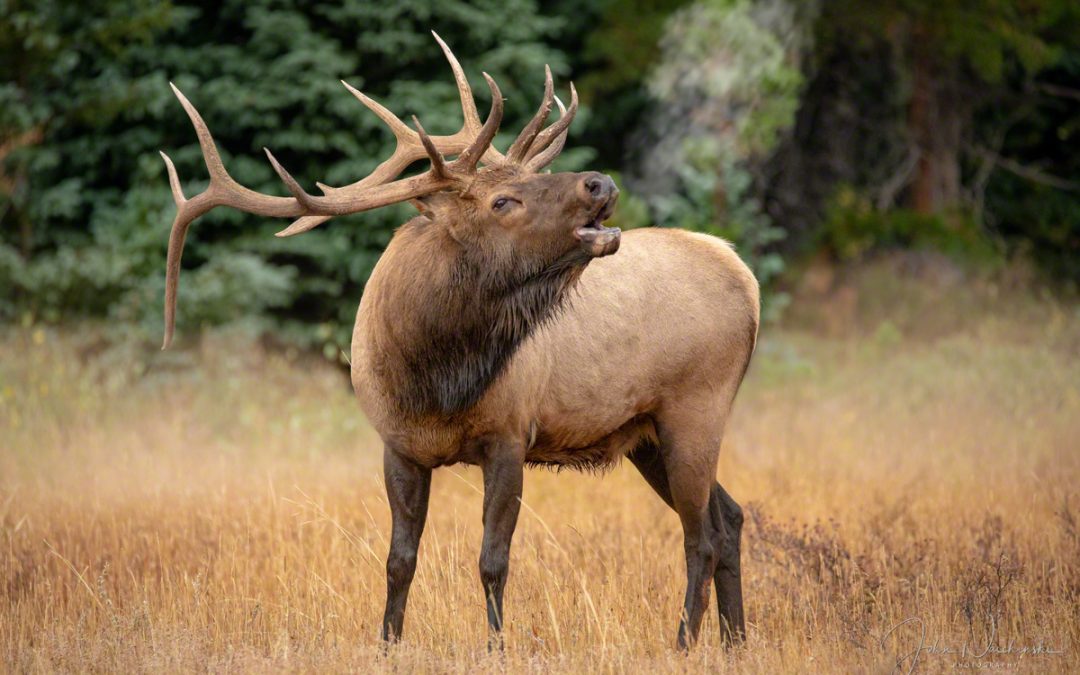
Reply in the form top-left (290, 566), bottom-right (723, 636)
top-left (160, 32), bottom-right (578, 349)
top-left (265, 72), bottom-right (503, 220)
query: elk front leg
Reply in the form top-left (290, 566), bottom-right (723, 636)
top-left (381, 445), bottom-right (432, 643)
top-left (478, 440), bottom-right (525, 648)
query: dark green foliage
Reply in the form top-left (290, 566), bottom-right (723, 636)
top-left (980, 50), bottom-right (1080, 282)
top-left (819, 187), bottom-right (999, 264)
top-left (817, 0), bottom-right (1065, 82)
top-left (541, 0), bottom-right (692, 166)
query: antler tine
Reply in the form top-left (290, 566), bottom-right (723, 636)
top-left (524, 95), bottom-right (569, 172)
top-left (275, 214), bottom-right (329, 238)
top-left (453, 73), bottom-right (504, 174)
top-left (524, 96), bottom-right (574, 172)
top-left (523, 84), bottom-right (578, 172)
top-left (432, 31), bottom-right (506, 164)
top-left (263, 148), bottom-right (312, 205)
top-left (340, 81), bottom-right (414, 148)
top-left (432, 31), bottom-right (480, 133)
top-left (507, 65), bottom-right (554, 164)
top-left (411, 115), bottom-right (450, 180)
top-left (169, 82), bottom-right (229, 184)
top-left (160, 150), bottom-right (186, 206)
top-left (161, 84), bottom-right (305, 349)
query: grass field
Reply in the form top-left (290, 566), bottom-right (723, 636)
top-left (3, 260), bottom-right (1079, 673)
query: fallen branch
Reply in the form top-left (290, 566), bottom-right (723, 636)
top-left (972, 146), bottom-right (1079, 192)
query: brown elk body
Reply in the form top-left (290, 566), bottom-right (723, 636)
top-left (159, 34), bottom-right (758, 649)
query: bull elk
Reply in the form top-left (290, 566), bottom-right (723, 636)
top-left (159, 33), bottom-right (759, 649)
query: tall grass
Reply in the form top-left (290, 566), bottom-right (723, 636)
top-left (3, 271), bottom-right (1079, 673)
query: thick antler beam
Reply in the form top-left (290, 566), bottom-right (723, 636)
top-left (264, 147), bottom-right (456, 217)
top-left (160, 84), bottom-right (306, 350)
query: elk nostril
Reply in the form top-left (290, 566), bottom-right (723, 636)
top-left (585, 177), bottom-right (602, 196)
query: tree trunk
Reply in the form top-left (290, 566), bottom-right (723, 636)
top-left (908, 29), bottom-right (963, 214)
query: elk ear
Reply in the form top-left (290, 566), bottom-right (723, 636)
top-left (410, 191), bottom-right (457, 220)
top-left (410, 197), bottom-right (436, 219)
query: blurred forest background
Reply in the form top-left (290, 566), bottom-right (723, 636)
top-left (4, 3), bottom-right (1080, 671)
top-left (1, 0), bottom-right (1078, 355)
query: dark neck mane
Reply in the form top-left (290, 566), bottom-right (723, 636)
top-left (373, 221), bottom-right (588, 419)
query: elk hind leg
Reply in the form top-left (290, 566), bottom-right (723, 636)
top-left (709, 482), bottom-right (745, 642)
top-left (651, 414), bottom-right (725, 650)
top-left (629, 420), bottom-right (744, 646)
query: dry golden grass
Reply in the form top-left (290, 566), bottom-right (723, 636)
top-left (3, 268), bottom-right (1079, 673)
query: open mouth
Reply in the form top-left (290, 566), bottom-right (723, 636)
top-left (574, 195), bottom-right (621, 258)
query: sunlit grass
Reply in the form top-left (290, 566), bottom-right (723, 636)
top-left (2, 272), bottom-right (1079, 673)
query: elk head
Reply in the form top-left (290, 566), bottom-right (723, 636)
top-left (159, 32), bottom-right (620, 350)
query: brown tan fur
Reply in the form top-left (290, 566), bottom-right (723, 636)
top-left (353, 227), bottom-right (759, 471)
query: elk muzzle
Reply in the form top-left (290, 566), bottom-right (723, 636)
top-left (574, 173), bottom-right (621, 258)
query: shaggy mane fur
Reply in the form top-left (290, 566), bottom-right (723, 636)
top-left (382, 221), bottom-right (590, 419)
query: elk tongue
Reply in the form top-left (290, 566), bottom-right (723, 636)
top-left (575, 222), bottom-right (621, 257)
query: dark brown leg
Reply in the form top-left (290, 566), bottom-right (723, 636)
top-left (654, 416), bottom-right (719, 651)
top-left (628, 440), bottom-right (674, 508)
top-left (381, 445), bottom-right (432, 643)
top-left (675, 511), bottom-right (716, 649)
top-left (479, 441), bottom-right (525, 648)
top-left (629, 438), bottom-right (745, 646)
top-left (709, 483), bottom-right (745, 642)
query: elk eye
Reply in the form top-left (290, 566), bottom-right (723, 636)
top-left (492, 197), bottom-right (511, 211)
